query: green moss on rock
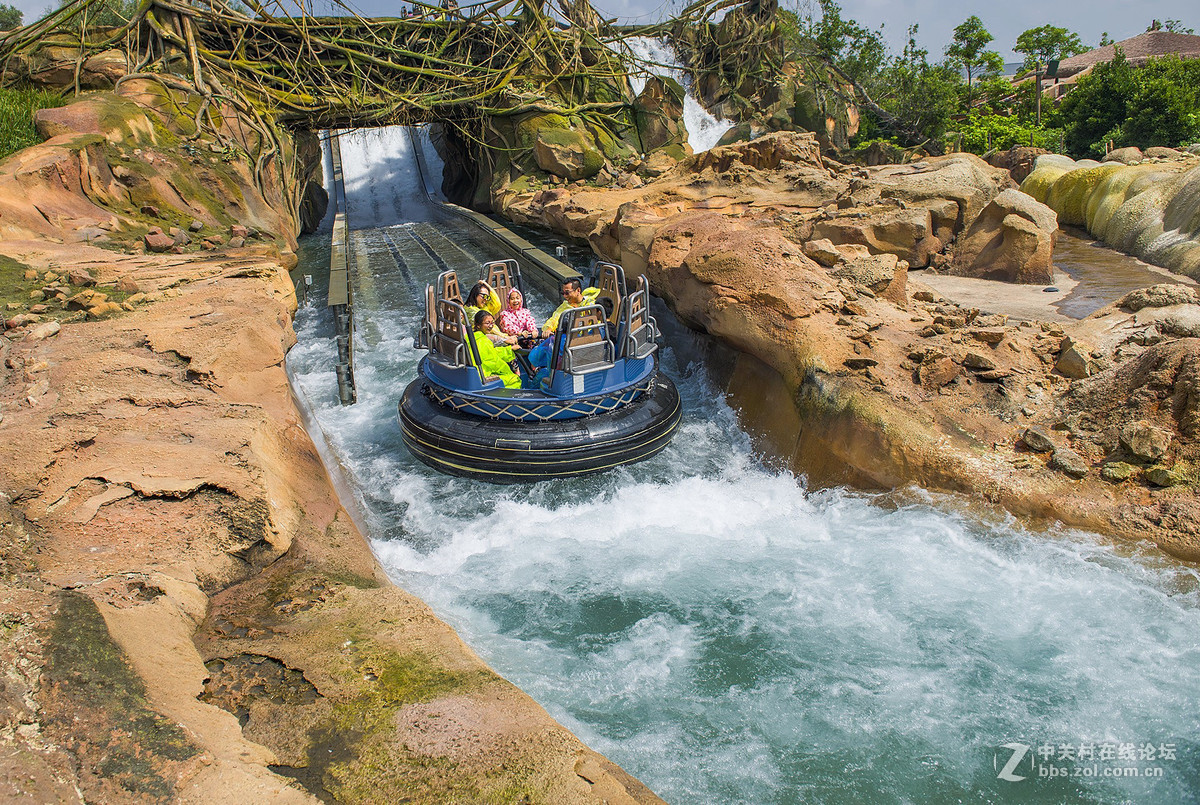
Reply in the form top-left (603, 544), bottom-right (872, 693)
top-left (43, 591), bottom-right (198, 800)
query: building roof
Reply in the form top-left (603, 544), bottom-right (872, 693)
top-left (1054, 29), bottom-right (1200, 78)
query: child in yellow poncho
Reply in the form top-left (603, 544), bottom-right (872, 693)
top-left (471, 310), bottom-right (520, 388)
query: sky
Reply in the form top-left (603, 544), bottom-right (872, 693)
top-left (5, 0), bottom-right (1195, 62)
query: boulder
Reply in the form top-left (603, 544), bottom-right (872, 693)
top-left (1160, 308), bottom-right (1200, 338)
top-left (949, 189), bottom-right (1058, 284)
top-left (918, 356), bottom-right (959, 388)
top-left (1119, 420), bottom-right (1172, 461)
top-left (1050, 447), bottom-right (1089, 478)
top-left (962, 352), bottom-right (997, 371)
top-left (116, 275), bottom-right (140, 293)
top-left (23, 321), bottom-right (60, 342)
top-left (1101, 461), bottom-right (1136, 482)
top-left (802, 238), bottom-right (842, 267)
top-left (1102, 146), bottom-right (1143, 165)
top-left (1055, 336), bottom-right (1094, 379)
top-left (1144, 146), bottom-right (1183, 160)
top-left (66, 267), bottom-right (96, 286)
top-left (987, 146), bottom-right (1051, 183)
top-left (813, 205), bottom-right (937, 268)
top-left (145, 232), bottom-right (174, 252)
top-left (66, 290), bottom-right (108, 311)
top-left (534, 126), bottom-right (604, 181)
top-left (832, 253), bottom-right (901, 293)
top-left (1022, 427), bottom-right (1056, 453)
top-left (634, 76), bottom-right (690, 155)
top-left (1145, 465), bottom-right (1187, 487)
top-left (1117, 284), bottom-right (1199, 311)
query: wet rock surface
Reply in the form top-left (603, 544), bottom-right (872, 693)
top-left (502, 130), bottom-right (1200, 560)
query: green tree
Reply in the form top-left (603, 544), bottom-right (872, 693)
top-left (1014, 25), bottom-right (1087, 70)
top-left (877, 25), bottom-right (962, 143)
top-left (1152, 19), bottom-right (1194, 34)
top-left (793, 0), bottom-right (887, 85)
top-left (1058, 48), bottom-right (1138, 154)
top-left (945, 15), bottom-right (1004, 108)
top-left (1122, 56), bottom-right (1200, 147)
top-left (1099, 32), bottom-right (1113, 47)
top-left (0, 3), bottom-right (21, 29)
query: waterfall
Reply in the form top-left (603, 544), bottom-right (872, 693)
top-left (625, 36), bottom-right (733, 153)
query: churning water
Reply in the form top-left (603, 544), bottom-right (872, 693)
top-left (287, 128), bottom-right (1200, 803)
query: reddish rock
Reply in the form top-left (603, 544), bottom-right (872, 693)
top-left (145, 232), bottom-right (174, 252)
top-left (918, 356), bottom-right (959, 388)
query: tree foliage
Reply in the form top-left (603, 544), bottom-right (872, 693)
top-left (1059, 50), bottom-right (1200, 155)
top-left (0, 3), bottom-right (21, 29)
top-left (1014, 25), bottom-right (1086, 70)
top-left (945, 15), bottom-right (1003, 108)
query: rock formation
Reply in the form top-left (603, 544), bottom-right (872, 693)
top-left (949, 189), bottom-right (1058, 284)
top-left (499, 130), bottom-right (1200, 560)
top-left (0, 88), bottom-right (660, 802)
top-left (1022, 151), bottom-right (1200, 278)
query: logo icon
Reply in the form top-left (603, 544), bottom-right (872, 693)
top-left (995, 743), bottom-right (1032, 782)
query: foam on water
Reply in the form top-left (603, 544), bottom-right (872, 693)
top-left (287, 128), bottom-right (1200, 803)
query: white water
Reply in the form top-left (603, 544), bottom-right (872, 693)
top-left (288, 128), bottom-right (1200, 803)
top-left (625, 36), bottom-right (733, 153)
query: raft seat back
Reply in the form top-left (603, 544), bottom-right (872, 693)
top-left (431, 299), bottom-right (481, 374)
top-left (623, 276), bottom-right (659, 360)
top-left (482, 259), bottom-right (522, 302)
top-left (558, 305), bottom-right (615, 376)
top-left (415, 284), bottom-right (436, 350)
top-left (594, 261), bottom-right (626, 328)
top-left (436, 270), bottom-right (462, 305)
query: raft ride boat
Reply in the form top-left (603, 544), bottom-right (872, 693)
top-left (398, 260), bottom-right (682, 482)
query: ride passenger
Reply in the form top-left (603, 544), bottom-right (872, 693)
top-left (543, 278), bottom-right (600, 334)
top-left (465, 281), bottom-right (517, 346)
top-left (498, 288), bottom-right (538, 341)
top-left (472, 310), bottom-right (520, 389)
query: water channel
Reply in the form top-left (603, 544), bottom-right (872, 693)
top-left (286, 127), bottom-right (1200, 803)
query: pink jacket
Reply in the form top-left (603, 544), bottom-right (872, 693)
top-left (498, 303), bottom-right (537, 335)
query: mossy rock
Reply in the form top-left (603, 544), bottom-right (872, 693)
top-left (43, 591), bottom-right (198, 800)
top-left (1100, 461), bottom-right (1136, 482)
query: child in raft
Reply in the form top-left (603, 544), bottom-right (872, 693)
top-left (471, 310), bottom-right (520, 388)
top-left (465, 281), bottom-right (518, 347)
top-left (497, 288), bottom-right (539, 342)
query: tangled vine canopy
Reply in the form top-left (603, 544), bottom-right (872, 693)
top-left (0, 0), bottom-right (764, 129)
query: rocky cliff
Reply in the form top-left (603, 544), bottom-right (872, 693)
top-left (0, 88), bottom-right (662, 803)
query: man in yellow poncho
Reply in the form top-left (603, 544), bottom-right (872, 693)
top-left (543, 278), bottom-right (600, 334)
top-left (471, 310), bottom-right (520, 388)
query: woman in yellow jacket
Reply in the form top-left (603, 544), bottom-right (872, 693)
top-left (471, 310), bottom-right (520, 388)
top-left (465, 281), bottom-right (518, 347)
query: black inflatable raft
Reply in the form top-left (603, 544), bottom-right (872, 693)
top-left (399, 371), bottom-right (681, 483)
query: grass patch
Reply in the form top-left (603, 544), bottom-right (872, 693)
top-left (0, 85), bottom-right (68, 161)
